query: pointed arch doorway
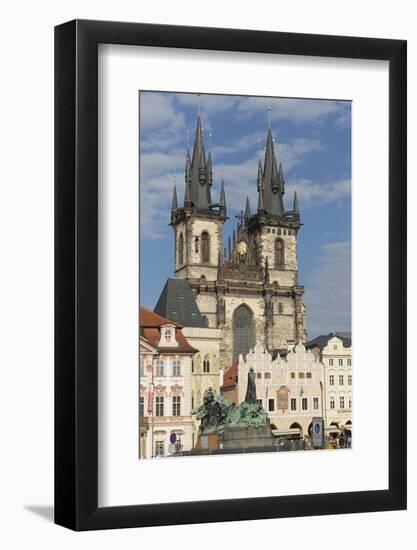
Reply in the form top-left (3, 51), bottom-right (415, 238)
top-left (233, 304), bottom-right (255, 361)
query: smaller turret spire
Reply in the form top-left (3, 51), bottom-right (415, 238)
top-left (184, 150), bottom-right (192, 205)
top-left (278, 162), bottom-right (285, 195)
top-left (219, 180), bottom-right (227, 218)
top-left (199, 146), bottom-right (206, 183)
top-left (171, 185), bottom-right (178, 213)
top-left (257, 159), bottom-right (263, 192)
top-left (293, 190), bottom-right (299, 213)
top-left (271, 157), bottom-right (279, 194)
top-left (206, 152), bottom-right (213, 187)
top-left (257, 175), bottom-right (265, 212)
top-left (245, 196), bottom-right (251, 219)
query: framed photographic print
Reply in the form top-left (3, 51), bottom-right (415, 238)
top-left (55, 20), bottom-right (407, 531)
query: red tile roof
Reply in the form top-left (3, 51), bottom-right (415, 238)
top-left (220, 360), bottom-right (238, 391)
top-left (140, 306), bottom-right (196, 354)
top-left (140, 306), bottom-right (183, 329)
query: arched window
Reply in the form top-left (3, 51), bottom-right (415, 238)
top-left (233, 304), bottom-right (255, 361)
top-left (275, 238), bottom-right (284, 268)
top-left (178, 233), bottom-right (184, 265)
top-left (201, 231), bottom-right (210, 263)
top-left (203, 355), bottom-right (210, 373)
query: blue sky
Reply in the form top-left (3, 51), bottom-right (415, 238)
top-left (139, 92), bottom-right (351, 339)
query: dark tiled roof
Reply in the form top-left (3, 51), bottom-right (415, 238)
top-left (307, 332), bottom-right (352, 350)
top-left (154, 278), bottom-right (208, 328)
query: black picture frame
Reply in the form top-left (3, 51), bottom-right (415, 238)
top-left (55, 19), bottom-right (407, 531)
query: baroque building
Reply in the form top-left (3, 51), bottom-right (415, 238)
top-left (307, 333), bottom-right (352, 436)
top-left (139, 307), bottom-right (196, 458)
top-left (154, 277), bottom-right (223, 422)
top-left (168, 115), bottom-right (307, 370)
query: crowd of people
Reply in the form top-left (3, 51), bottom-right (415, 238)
top-left (326, 431), bottom-right (352, 449)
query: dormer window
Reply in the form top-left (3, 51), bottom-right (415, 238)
top-left (159, 325), bottom-right (178, 348)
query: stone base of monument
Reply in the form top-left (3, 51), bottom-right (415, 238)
top-left (179, 425), bottom-right (281, 456)
top-left (219, 425), bottom-right (278, 451)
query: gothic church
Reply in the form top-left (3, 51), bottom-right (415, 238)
top-left (157, 115), bottom-right (307, 370)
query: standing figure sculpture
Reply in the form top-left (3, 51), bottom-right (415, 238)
top-left (245, 367), bottom-right (257, 404)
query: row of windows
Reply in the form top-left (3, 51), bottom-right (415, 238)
top-left (256, 396), bottom-right (320, 412)
top-left (256, 371), bottom-right (271, 379)
top-left (139, 395), bottom-right (182, 417)
top-left (328, 358), bottom-right (352, 366)
top-left (329, 396), bottom-right (352, 410)
top-left (253, 371), bottom-right (315, 380)
top-left (290, 372), bottom-right (313, 379)
top-left (329, 374), bottom-right (352, 386)
top-left (266, 227), bottom-right (294, 236)
top-left (154, 359), bottom-right (181, 377)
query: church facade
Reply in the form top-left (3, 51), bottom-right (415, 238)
top-left (168, 115), bottom-right (307, 371)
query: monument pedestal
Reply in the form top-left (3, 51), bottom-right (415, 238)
top-left (219, 425), bottom-right (278, 451)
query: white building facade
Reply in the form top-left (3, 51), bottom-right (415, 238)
top-left (307, 333), bottom-right (352, 435)
top-left (237, 342), bottom-right (324, 437)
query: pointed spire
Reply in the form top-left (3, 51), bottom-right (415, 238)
top-left (271, 156), bottom-right (279, 193)
top-left (199, 144), bottom-right (206, 183)
top-left (219, 180), bottom-right (227, 218)
top-left (257, 158), bottom-right (263, 191)
top-left (245, 196), bottom-right (251, 219)
top-left (256, 158), bottom-right (265, 214)
top-left (189, 116), bottom-right (208, 208)
top-left (185, 149), bottom-right (191, 176)
top-left (278, 161), bottom-right (285, 195)
top-left (171, 185), bottom-right (178, 213)
top-left (207, 152), bottom-right (213, 186)
top-left (257, 186), bottom-right (265, 212)
top-left (260, 128), bottom-right (284, 216)
top-left (184, 150), bottom-right (192, 205)
top-left (206, 152), bottom-right (212, 205)
top-left (293, 190), bottom-right (299, 213)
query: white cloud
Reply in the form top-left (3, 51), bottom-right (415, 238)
top-left (303, 241), bottom-right (351, 339)
top-left (236, 97), bottom-right (350, 126)
top-left (176, 93), bottom-right (238, 116)
top-left (140, 93), bottom-right (185, 131)
top-left (286, 178), bottom-right (351, 208)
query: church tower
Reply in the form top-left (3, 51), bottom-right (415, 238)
top-left (170, 116), bottom-right (227, 328)
top-left (168, 113), bottom-right (306, 369)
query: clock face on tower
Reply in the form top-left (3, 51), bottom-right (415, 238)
top-left (237, 241), bottom-right (247, 256)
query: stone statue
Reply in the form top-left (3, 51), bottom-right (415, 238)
top-left (192, 387), bottom-right (229, 434)
top-left (244, 367), bottom-right (257, 404)
top-left (192, 383), bottom-right (268, 434)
